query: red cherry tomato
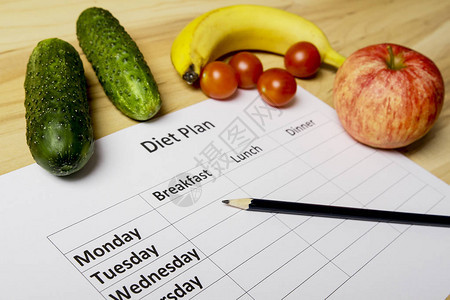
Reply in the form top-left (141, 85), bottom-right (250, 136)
top-left (200, 61), bottom-right (238, 100)
top-left (284, 41), bottom-right (321, 78)
top-left (228, 52), bottom-right (263, 89)
top-left (257, 68), bottom-right (297, 107)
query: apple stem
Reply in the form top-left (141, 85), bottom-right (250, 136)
top-left (386, 45), bottom-right (405, 70)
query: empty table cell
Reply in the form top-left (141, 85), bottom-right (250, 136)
top-left (209, 216), bottom-right (290, 273)
top-left (228, 231), bottom-right (309, 291)
top-left (248, 246), bottom-right (329, 299)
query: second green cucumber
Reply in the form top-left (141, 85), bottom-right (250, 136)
top-left (76, 7), bottom-right (161, 121)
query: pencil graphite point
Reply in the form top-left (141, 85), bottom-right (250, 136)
top-left (222, 198), bottom-right (252, 210)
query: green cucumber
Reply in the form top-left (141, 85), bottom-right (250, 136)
top-left (76, 7), bottom-right (161, 121)
top-left (24, 38), bottom-right (94, 176)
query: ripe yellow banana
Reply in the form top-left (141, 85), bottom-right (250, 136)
top-left (171, 4), bottom-right (346, 84)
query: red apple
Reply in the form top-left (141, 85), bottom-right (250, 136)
top-left (333, 43), bottom-right (444, 149)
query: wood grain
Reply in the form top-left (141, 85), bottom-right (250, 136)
top-left (1, 0), bottom-right (449, 183)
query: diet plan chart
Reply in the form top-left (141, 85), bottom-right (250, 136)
top-left (1, 86), bottom-right (449, 299)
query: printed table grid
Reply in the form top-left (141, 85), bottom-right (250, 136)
top-left (47, 106), bottom-right (446, 300)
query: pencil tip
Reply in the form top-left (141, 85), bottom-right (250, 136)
top-left (222, 200), bottom-right (230, 204)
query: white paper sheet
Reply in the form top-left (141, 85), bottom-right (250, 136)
top-left (1, 87), bottom-right (449, 300)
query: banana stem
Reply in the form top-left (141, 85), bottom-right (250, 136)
top-left (323, 48), bottom-right (346, 68)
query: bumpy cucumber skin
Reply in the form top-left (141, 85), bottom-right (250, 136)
top-left (24, 38), bottom-right (94, 176)
top-left (76, 7), bottom-right (161, 121)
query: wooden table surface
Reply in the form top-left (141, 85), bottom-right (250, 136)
top-left (1, 0), bottom-right (449, 183)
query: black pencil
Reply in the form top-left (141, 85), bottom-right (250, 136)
top-left (222, 198), bottom-right (450, 228)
